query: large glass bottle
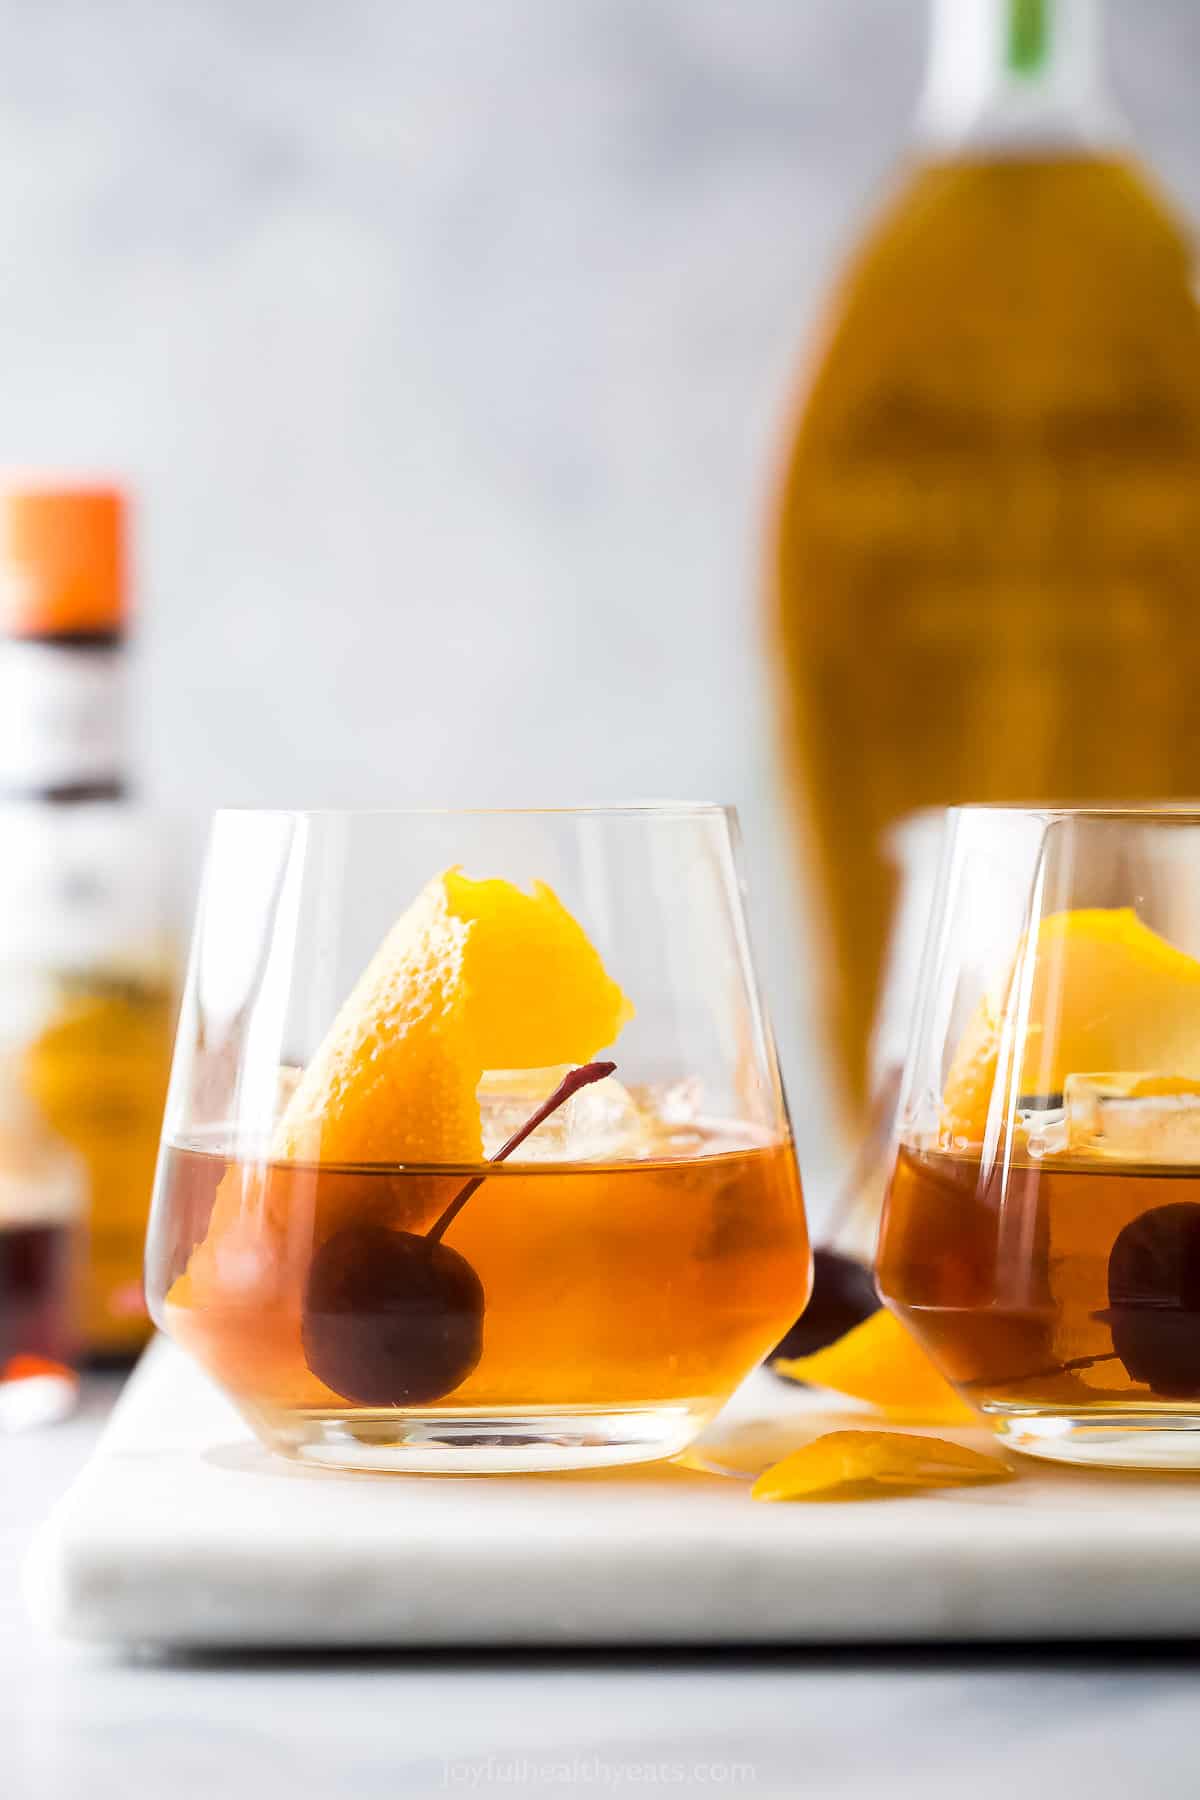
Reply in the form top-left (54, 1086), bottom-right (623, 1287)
top-left (769, 0), bottom-right (1200, 1125)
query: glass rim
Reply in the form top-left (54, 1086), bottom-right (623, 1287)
top-left (948, 802), bottom-right (1200, 826)
top-left (209, 802), bottom-right (739, 823)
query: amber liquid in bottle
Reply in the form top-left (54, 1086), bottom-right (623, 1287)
top-left (769, 0), bottom-right (1200, 1118)
top-left (26, 974), bottom-right (174, 1354)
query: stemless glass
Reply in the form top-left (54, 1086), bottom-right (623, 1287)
top-left (878, 805), bottom-right (1200, 1469)
top-left (146, 807), bottom-right (811, 1473)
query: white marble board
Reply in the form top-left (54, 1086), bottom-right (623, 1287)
top-left (26, 1340), bottom-right (1200, 1650)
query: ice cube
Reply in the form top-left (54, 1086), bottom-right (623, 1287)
top-left (649, 1076), bottom-right (704, 1126)
top-left (1022, 1101), bottom-right (1068, 1160)
top-left (1063, 1072), bottom-right (1200, 1162)
top-left (629, 1078), bottom-right (714, 1156)
top-left (477, 1066), bottom-right (651, 1162)
top-left (274, 1064), bottom-right (303, 1121)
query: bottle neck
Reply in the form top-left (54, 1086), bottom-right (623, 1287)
top-left (917, 0), bottom-right (1121, 156)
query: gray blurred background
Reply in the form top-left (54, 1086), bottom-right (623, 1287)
top-left (2, 0), bottom-right (1198, 1213)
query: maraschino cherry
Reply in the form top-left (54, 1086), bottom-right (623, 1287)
top-left (302, 1061), bottom-right (616, 1406)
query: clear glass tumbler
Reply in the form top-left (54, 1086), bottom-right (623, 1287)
top-left (879, 804), bottom-right (1200, 1469)
top-left (145, 807), bottom-right (811, 1472)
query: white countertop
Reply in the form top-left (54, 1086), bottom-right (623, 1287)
top-left (7, 1372), bottom-right (1200, 1799)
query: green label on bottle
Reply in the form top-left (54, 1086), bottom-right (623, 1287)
top-left (1009, 0), bottom-right (1051, 75)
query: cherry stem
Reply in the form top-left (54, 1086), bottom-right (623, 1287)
top-left (426, 1059), bottom-right (617, 1245)
top-left (960, 1351), bottom-right (1122, 1391)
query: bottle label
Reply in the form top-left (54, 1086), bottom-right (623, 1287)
top-left (0, 639), bottom-right (126, 792)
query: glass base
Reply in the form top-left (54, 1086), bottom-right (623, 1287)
top-left (253, 1399), bottom-right (716, 1474)
top-left (990, 1406), bottom-right (1200, 1471)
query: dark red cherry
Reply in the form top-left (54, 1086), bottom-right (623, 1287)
top-left (1103, 1203), bottom-right (1200, 1397)
top-left (770, 1246), bottom-right (879, 1368)
top-left (300, 1061), bottom-right (617, 1407)
top-left (303, 1224), bottom-right (484, 1406)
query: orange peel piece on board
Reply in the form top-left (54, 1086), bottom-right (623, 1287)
top-left (170, 869), bottom-right (633, 1327)
top-left (751, 1430), bottom-right (1012, 1501)
top-left (942, 907), bottom-right (1200, 1145)
top-left (774, 1308), bottom-right (976, 1424)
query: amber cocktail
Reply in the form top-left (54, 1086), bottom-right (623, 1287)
top-left (878, 806), bottom-right (1200, 1469)
top-left (146, 809), bottom-right (811, 1472)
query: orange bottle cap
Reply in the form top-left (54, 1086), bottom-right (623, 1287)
top-left (0, 483), bottom-right (127, 638)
